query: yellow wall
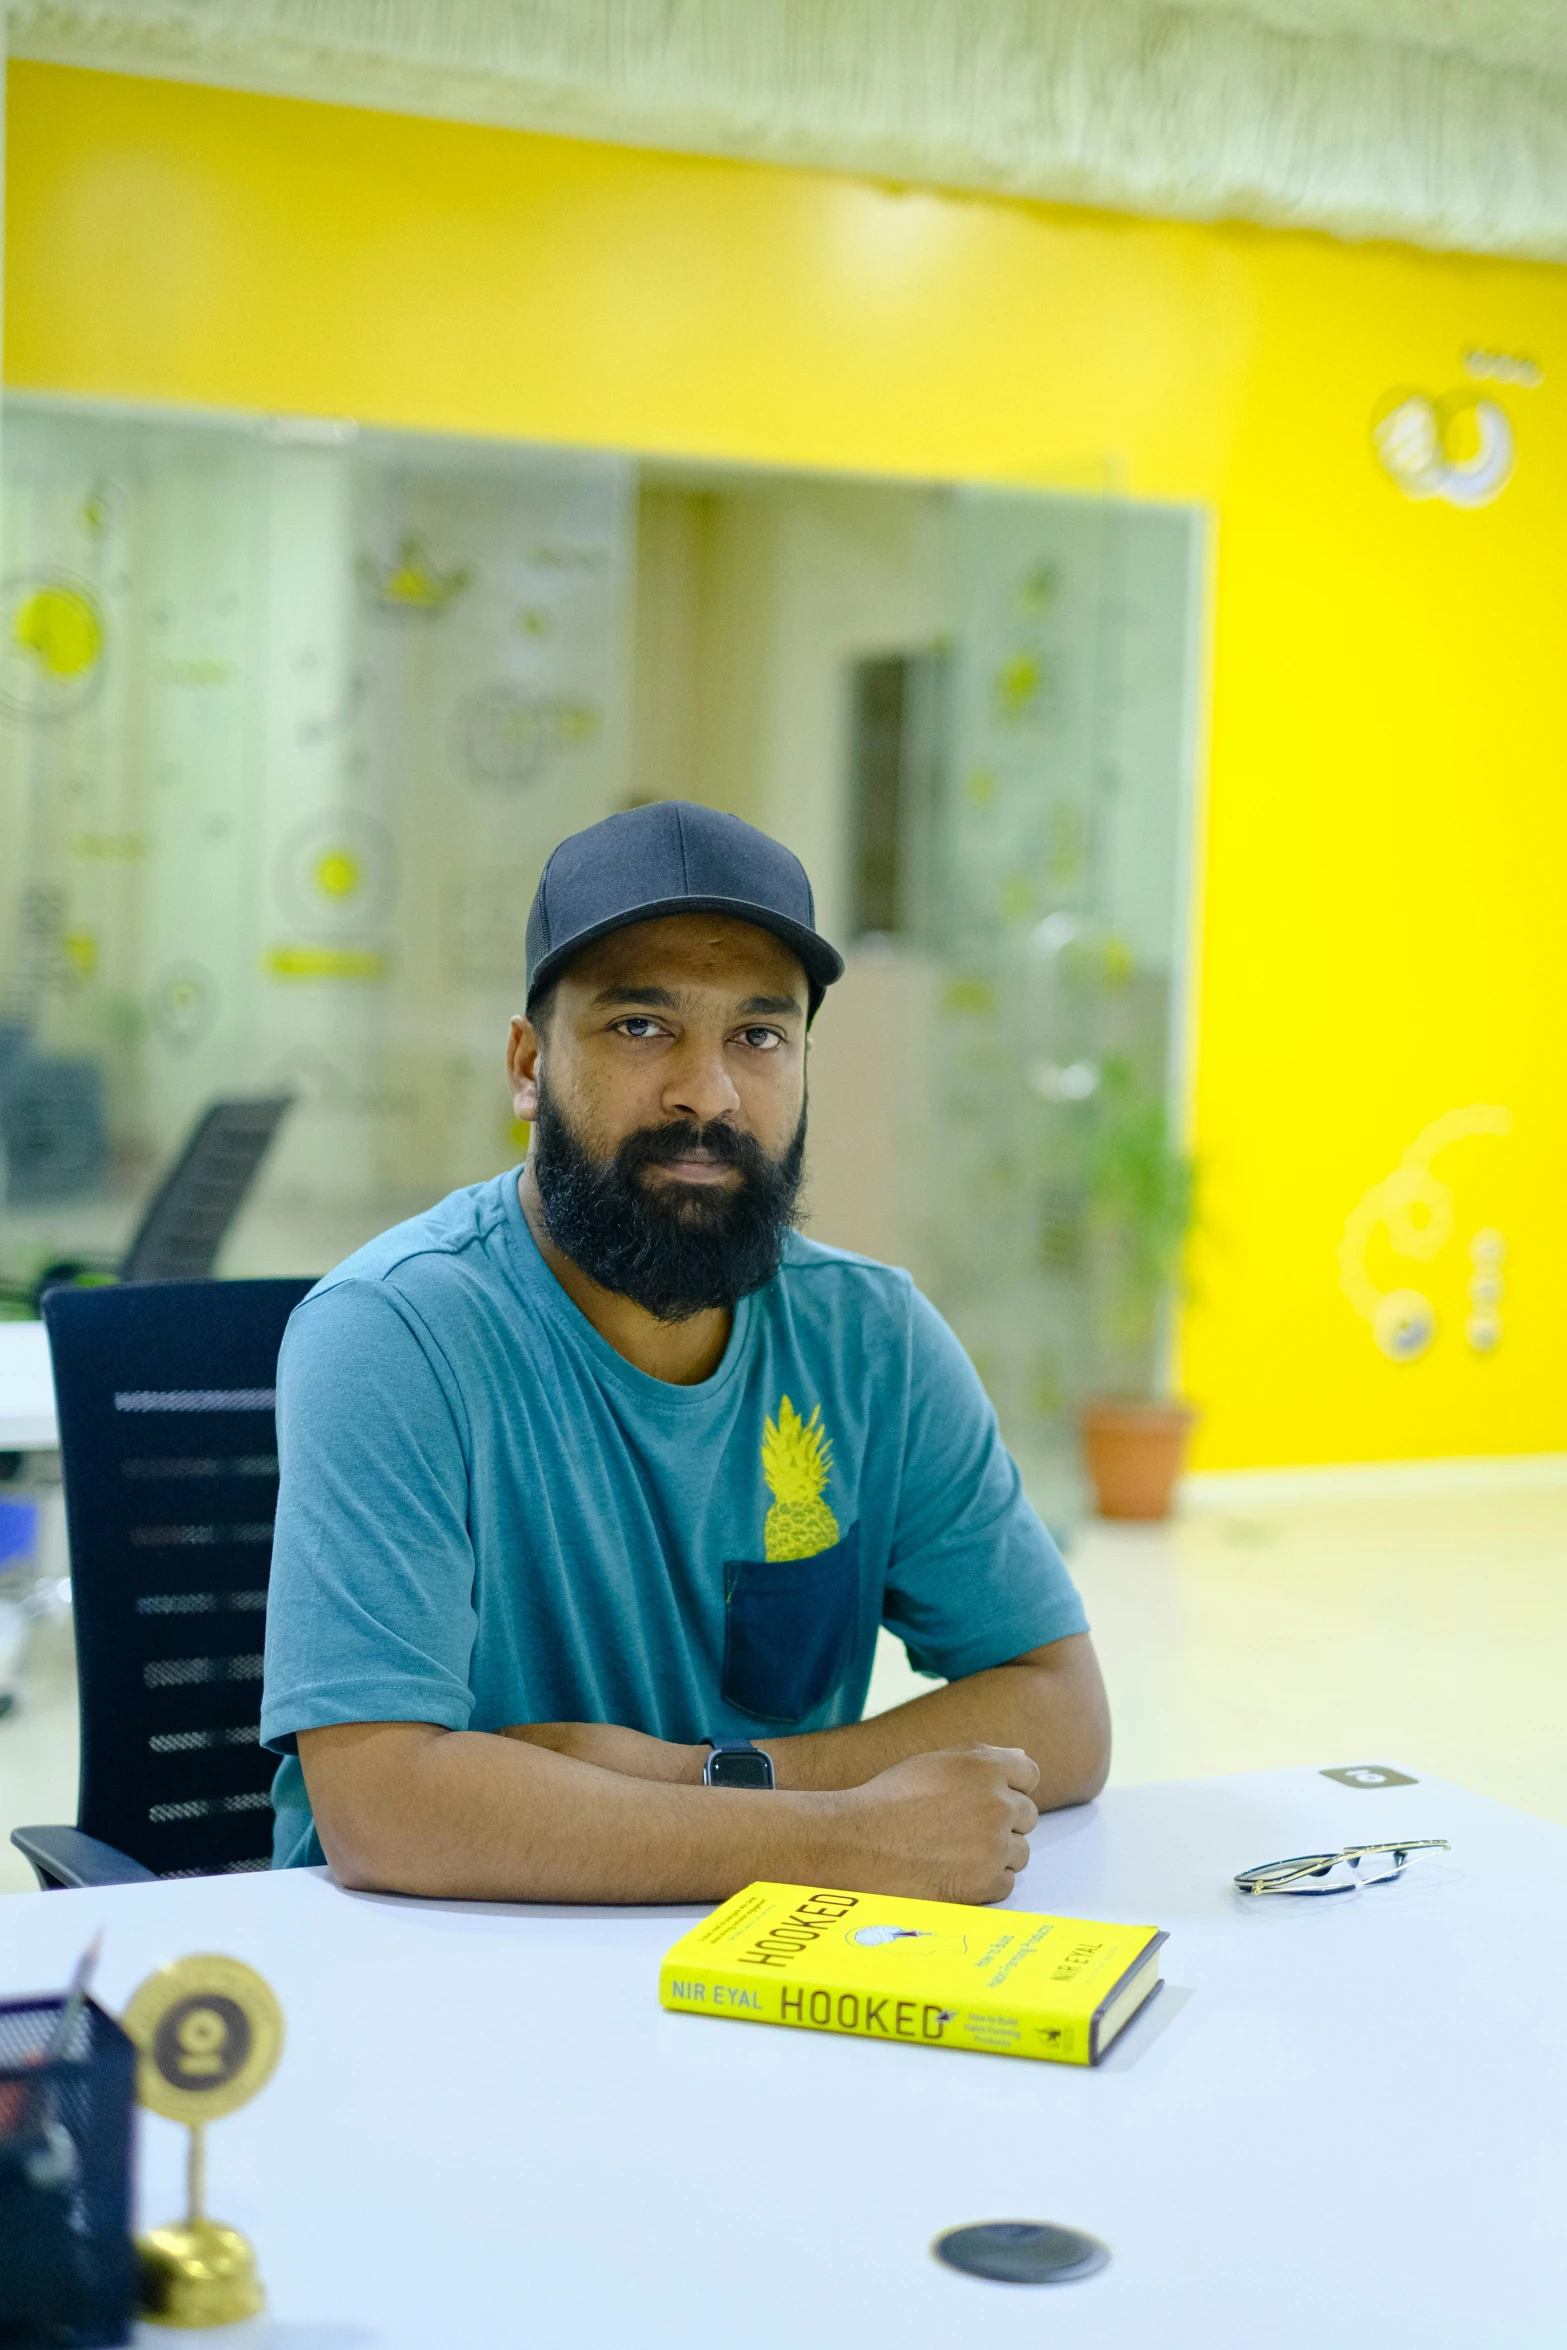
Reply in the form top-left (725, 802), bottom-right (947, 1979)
top-left (8, 62), bottom-right (1567, 1468)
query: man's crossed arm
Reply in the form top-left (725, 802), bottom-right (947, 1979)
top-left (298, 1633), bottom-right (1109, 1908)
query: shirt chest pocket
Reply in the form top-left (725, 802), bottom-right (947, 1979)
top-left (721, 1523), bottom-right (861, 1725)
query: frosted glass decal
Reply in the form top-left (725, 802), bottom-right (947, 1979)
top-left (0, 405), bottom-right (630, 1262)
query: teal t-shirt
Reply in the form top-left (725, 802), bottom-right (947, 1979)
top-left (260, 1170), bottom-right (1087, 1867)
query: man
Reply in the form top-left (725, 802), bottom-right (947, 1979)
top-left (261, 801), bottom-right (1109, 1905)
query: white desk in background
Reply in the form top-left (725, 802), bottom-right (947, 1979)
top-left (5, 1764), bottom-right (1563, 2350)
top-left (0, 1320), bottom-right (56, 1451)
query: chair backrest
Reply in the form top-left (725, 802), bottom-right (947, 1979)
top-left (119, 1097), bottom-right (294, 1283)
top-left (43, 1278), bottom-right (315, 1877)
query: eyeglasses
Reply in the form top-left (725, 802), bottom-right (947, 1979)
top-left (1234, 1839), bottom-right (1449, 1897)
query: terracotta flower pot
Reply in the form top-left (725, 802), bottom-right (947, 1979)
top-left (1078, 1398), bottom-right (1196, 1522)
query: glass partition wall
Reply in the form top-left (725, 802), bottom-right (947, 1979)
top-left (0, 402), bottom-right (633, 1276)
top-left (0, 399), bottom-right (1202, 1518)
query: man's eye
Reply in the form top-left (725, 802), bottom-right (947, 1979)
top-left (617, 1018), bottom-right (664, 1039)
top-left (738, 1028), bottom-right (782, 1051)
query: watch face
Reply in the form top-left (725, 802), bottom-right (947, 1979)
top-left (708, 1749), bottom-right (774, 1789)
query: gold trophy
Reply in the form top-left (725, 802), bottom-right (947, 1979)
top-left (122, 1955), bottom-right (285, 2328)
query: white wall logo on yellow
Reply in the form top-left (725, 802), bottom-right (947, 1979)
top-left (1338, 1106), bottom-right (1511, 1364)
top-left (1372, 390), bottom-right (1514, 509)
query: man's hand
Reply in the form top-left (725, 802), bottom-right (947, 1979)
top-left (495, 1730), bottom-right (1043, 1900)
top-left (301, 1639), bottom-right (1098, 1906)
top-left (835, 1745), bottom-right (1040, 1904)
top-left (298, 1723), bottom-right (1043, 1906)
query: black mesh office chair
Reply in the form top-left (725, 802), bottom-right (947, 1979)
top-left (12, 1278), bottom-right (314, 1890)
top-left (119, 1097), bottom-right (295, 1284)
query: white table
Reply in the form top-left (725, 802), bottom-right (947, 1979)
top-left (5, 1763), bottom-right (1563, 2348)
top-left (0, 1321), bottom-right (56, 1450)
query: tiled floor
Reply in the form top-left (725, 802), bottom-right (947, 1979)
top-left (1, 1601), bottom-right (80, 1895)
top-left (4, 1471), bottom-right (1565, 1894)
top-left (870, 1469), bottom-right (1567, 1826)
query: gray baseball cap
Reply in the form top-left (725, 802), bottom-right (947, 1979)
top-left (525, 801), bottom-right (844, 1018)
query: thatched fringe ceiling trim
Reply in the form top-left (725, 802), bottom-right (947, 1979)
top-left (11, 0), bottom-right (1567, 261)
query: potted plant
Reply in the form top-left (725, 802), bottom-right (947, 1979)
top-left (1076, 1054), bottom-right (1197, 1520)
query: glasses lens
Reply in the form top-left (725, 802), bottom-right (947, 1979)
top-left (1236, 1853), bottom-right (1343, 1894)
top-left (1283, 1856), bottom-right (1358, 1893)
top-left (1347, 1847), bottom-right (1408, 1886)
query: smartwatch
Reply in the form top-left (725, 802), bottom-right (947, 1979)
top-left (702, 1738), bottom-right (775, 1790)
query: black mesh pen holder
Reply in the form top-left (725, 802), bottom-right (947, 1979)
top-left (0, 1996), bottom-right (137, 2350)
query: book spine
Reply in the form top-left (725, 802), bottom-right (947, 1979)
top-left (657, 1963), bottom-right (1091, 2064)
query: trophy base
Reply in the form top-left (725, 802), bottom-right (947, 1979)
top-left (137, 2218), bottom-right (266, 2328)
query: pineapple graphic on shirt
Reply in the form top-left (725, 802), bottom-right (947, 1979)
top-left (761, 1397), bottom-right (841, 1561)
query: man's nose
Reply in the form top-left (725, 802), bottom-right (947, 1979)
top-left (660, 1037), bottom-right (741, 1128)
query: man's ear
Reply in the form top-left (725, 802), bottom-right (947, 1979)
top-left (507, 1014), bottom-right (543, 1121)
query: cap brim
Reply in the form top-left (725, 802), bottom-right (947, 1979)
top-left (527, 896), bottom-right (845, 1015)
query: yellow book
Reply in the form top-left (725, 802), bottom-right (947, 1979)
top-left (659, 1883), bottom-right (1167, 2067)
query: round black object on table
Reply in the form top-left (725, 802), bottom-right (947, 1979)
top-left (933, 2220), bottom-right (1111, 2284)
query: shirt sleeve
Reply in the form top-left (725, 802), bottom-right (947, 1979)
top-left (260, 1279), bottom-right (479, 1754)
top-left (880, 1289), bottom-right (1088, 1680)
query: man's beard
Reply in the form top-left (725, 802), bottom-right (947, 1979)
top-left (530, 1076), bottom-right (807, 1323)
